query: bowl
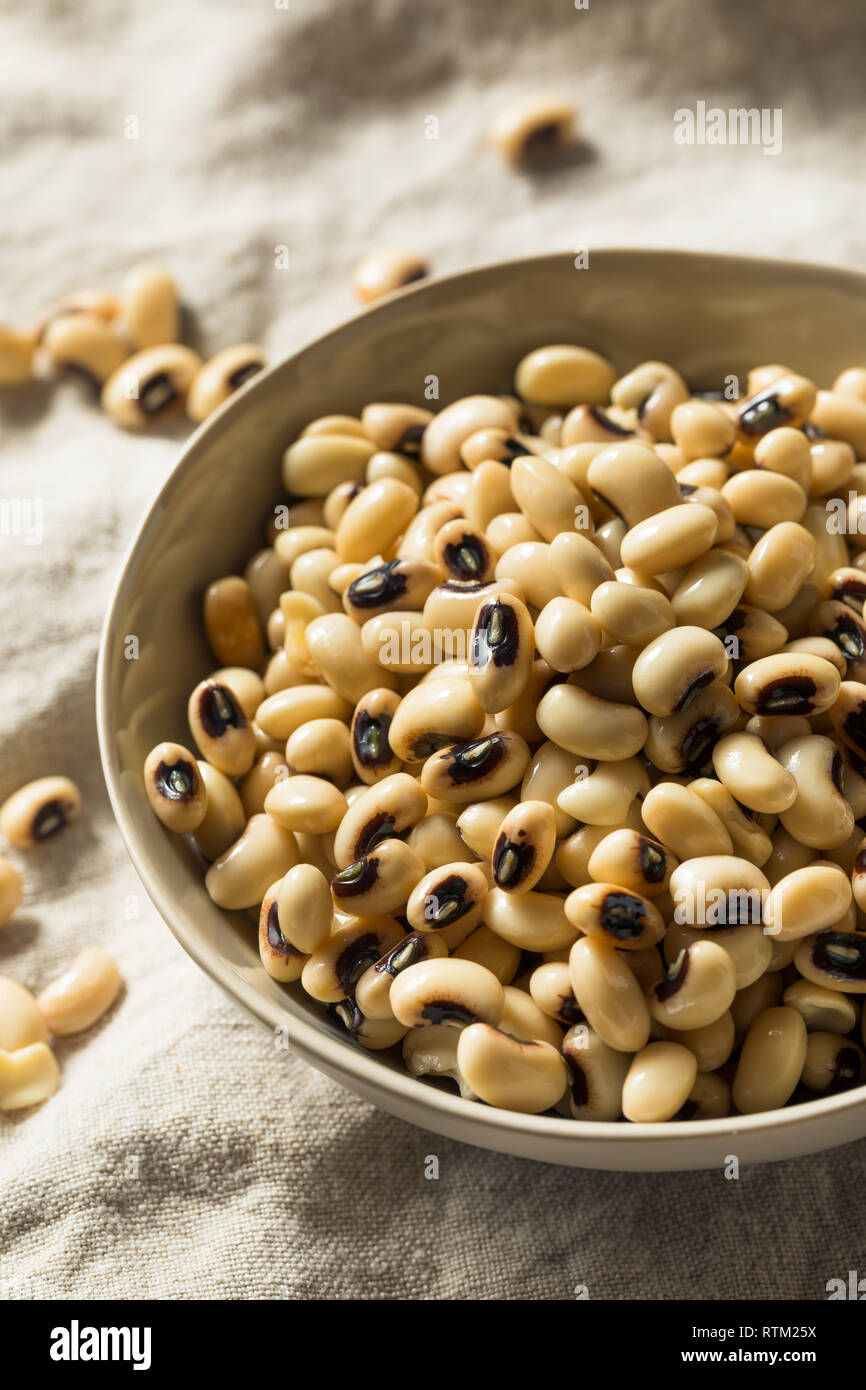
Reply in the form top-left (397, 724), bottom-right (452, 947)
top-left (98, 248), bottom-right (866, 1171)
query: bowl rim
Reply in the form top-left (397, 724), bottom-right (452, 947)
top-left (96, 246), bottom-right (866, 1151)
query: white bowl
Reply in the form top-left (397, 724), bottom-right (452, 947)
top-left (98, 249), bottom-right (866, 1169)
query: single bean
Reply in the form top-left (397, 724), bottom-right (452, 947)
top-left (37, 947), bottom-right (122, 1035)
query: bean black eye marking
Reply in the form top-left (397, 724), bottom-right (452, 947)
top-left (155, 758), bottom-right (196, 801)
top-left (199, 682), bottom-right (245, 737)
top-left (443, 734), bottom-right (505, 785)
top-left (492, 833), bottom-right (535, 889)
top-left (737, 389), bottom-right (791, 437)
top-left (354, 711), bottom-right (393, 768)
top-left (473, 600), bottom-right (519, 669)
top-left (332, 858), bottom-right (380, 900)
top-left (754, 676), bottom-right (818, 715)
top-left (424, 874), bottom-right (470, 925)
top-left (599, 890), bottom-right (645, 940)
top-left (33, 800), bottom-right (68, 840)
top-left (333, 931), bottom-right (384, 990)
top-left (348, 560), bottom-right (407, 608)
top-left (655, 948), bottom-right (690, 1001)
top-left (140, 372), bottom-right (178, 415)
top-left (266, 901), bottom-right (300, 960)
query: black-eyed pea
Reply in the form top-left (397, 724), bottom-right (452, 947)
top-left (361, 612), bottom-right (434, 675)
top-left (609, 361), bottom-right (690, 442)
top-left (256, 685), bottom-right (352, 742)
top-left (493, 540), bottom-right (561, 608)
top-left (187, 344), bottom-right (266, 422)
top-left (736, 372), bottom-right (817, 440)
top-left (204, 813), bottom-right (298, 910)
top-left (0, 975), bottom-right (48, 1051)
top-left (677, 458), bottom-right (729, 489)
top-left (273, 526), bottom-right (338, 572)
top-left (485, 510), bottom-right (544, 554)
top-left (0, 857), bottom-right (22, 930)
top-left (645, 682), bottom-right (740, 776)
top-left (810, 600), bottom-right (866, 679)
top-left (483, 887), bottom-right (576, 952)
top-left (586, 441), bottom-right (682, 527)
top-left (454, 927), bottom-right (522, 986)
top-left (0, 775), bottom-right (82, 849)
top-left (670, 550), bottom-right (748, 630)
top-left (387, 677), bottom-right (485, 762)
top-left (547, 530), bottom-right (615, 604)
top-left (467, 592), bottom-right (535, 712)
top-left (353, 246), bottom-right (429, 302)
top-left (455, 794), bottom-right (518, 859)
top-left (432, 520), bottom-right (495, 583)
top-left (497, 985), bottom-right (563, 1046)
top-left (42, 311), bottom-right (127, 382)
top-left (366, 452), bottom-right (423, 495)
top-left (490, 658), bottom-right (557, 745)
top-left (529, 960), bottom-right (584, 1026)
top-left (587, 828), bottom-right (675, 898)
top-left (203, 576), bottom-right (265, 669)
top-left (825, 566), bottom-right (866, 613)
top-left (556, 816), bottom-right (636, 888)
top-left (188, 679), bottom-right (256, 776)
top-left (102, 345), bottom-right (202, 428)
top-left (730, 972), bottom-right (784, 1041)
top-left (0, 325), bottom-right (36, 383)
top-left (828, 679), bottom-right (866, 761)
top-left (361, 402), bottom-right (432, 457)
top-left (752, 425), bottom-right (812, 491)
top-left (424, 578), bottom-right (524, 656)
top-left (775, 734), bottom-right (853, 849)
top-left (349, 689), bottom-right (402, 784)
top-left (425, 470), bottom-right (474, 509)
top-left (509, 454), bottom-right (588, 542)
top-left (678, 1071), bottom-right (731, 1119)
top-left (333, 477), bottom-right (418, 566)
top-left (670, 400), bottom-right (736, 461)
top-left (743, 521), bottom-right (817, 612)
top-left (678, 484), bottom-right (736, 544)
top-left (762, 864), bottom-right (853, 942)
top-left (193, 761), bottom-right (246, 860)
top-left (121, 262), bottom-right (179, 348)
top-left (800, 1032), bottom-right (865, 1093)
top-left (406, 814), bottom-right (467, 873)
top-left (592, 516), bottom-right (627, 569)
top-left (36, 947), bottom-right (122, 1035)
top-left (276, 862), bottom-right (334, 955)
top-left (398, 500), bottom-right (464, 564)
top-left (329, 998), bottom-right (408, 1050)
top-left (264, 774), bottom-right (348, 834)
top-left (457, 1022), bottom-right (567, 1113)
top-left (488, 94), bottom-right (577, 164)
top-left (333, 772), bottom-right (428, 866)
top-left (287, 547), bottom-right (341, 614)
top-left (722, 469), bottom-right (807, 528)
top-left (632, 625), bottom-right (728, 718)
top-left (794, 930), bottom-right (866, 994)
top-left (537, 683), bottom-right (648, 761)
top-left (558, 1023), bottom-right (627, 1120)
top-left (459, 427), bottom-right (530, 469)
top-left (782, 978), bottom-right (858, 1035)
top-left (421, 395), bottom-right (518, 476)
top-left (406, 860), bottom-right (488, 941)
top-left (390, 956), bottom-right (505, 1030)
top-left (143, 741), bottom-right (208, 833)
top-left (621, 1042), bottom-right (698, 1123)
top-left (402, 1024), bottom-right (474, 1096)
top-left (809, 438), bottom-right (855, 496)
top-left (714, 604), bottom-right (787, 662)
top-left (282, 433), bottom-right (376, 497)
top-left (734, 652), bottom-right (840, 717)
top-left (762, 824), bottom-right (814, 885)
top-left (732, 1006), bottom-right (807, 1112)
top-left (641, 783), bottom-right (733, 859)
top-left (0, 1044), bottom-right (60, 1111)
top-left (565, 882), bottom-right (664, 951)
top-left (833, 366), bottom-right (866, 403)
top-left (491, 800), bottom-right (555, 893)
top-left (649, 940), bottom-right (736, 1031)
top-left (569, 936), bottom-right (650, 1052)
top-left (331, 838), bottom-right (425, 918)
top-left (209, 666), bottom-right (265, 722)
top-left (657, 1010), bottom-right (735, 1073)
top-left (258, 880), bottom-right (308, 982)
top-left (285, 717), bottom-right (353, 788)
top-left (810, 389), bottom-right (866, 456)
top-left (513, 343), bottom-right (614, 408)
top-left (557, 757), bottom-right (648, 826)
top-left (355, 931), bottom-right (448, 1019)
top-left (589, 580), bottom-right (674, 648)
top-left (710, 732), bottom-right (797, 814)
top-left (323, 482), bottom-right (364, 532)
top-left (302, 915), bottom-right (405, 1002)
top-left (668, 917), bottom-right (772, 989)
top-left (420, 731), bottom-right (530, 805)
top-left (305, 613), bottom-right (398, 703)
top-left (620, 503), bottom-right (718, 576)
top-left (743, 714), bottom-right (811, 752)
top-left (668, 855), bottom-right (770, 928)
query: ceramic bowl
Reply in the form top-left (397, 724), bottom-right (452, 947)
top-left (97, 249), bottom-right (866, 1170)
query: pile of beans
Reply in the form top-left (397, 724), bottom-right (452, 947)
top-left (0, 778), bottom-right (122, 1111)
top-left (144, 343), bottom-right (866, 1122)
top-left (0, 264), bottom-right (266, 429)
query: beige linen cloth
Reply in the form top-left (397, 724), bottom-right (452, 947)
top-left (2, 0), bottom-right (866, 1301)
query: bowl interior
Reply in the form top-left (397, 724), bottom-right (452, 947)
top-left (98, 250), bottom-right (866, 1169)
